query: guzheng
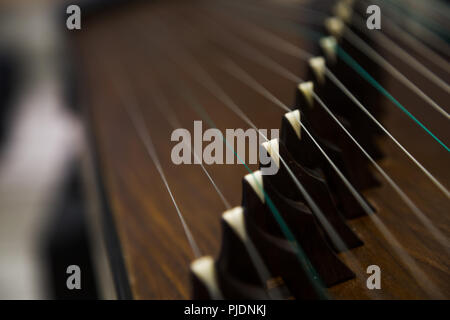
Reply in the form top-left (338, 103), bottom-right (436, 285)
top-left (70, 0), bottom-right (450, 299)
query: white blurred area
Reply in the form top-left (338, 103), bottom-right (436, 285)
top-left (0, 2), bottom-right (83, 299)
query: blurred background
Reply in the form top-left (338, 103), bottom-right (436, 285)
top-left (0, 0), bottom-right (85, 299)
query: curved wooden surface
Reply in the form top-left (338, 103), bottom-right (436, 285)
top-left (71, 0), bottom-right (449, 299)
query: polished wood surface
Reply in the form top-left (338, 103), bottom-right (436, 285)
top-left (72, 0), bottom-right (449, 299)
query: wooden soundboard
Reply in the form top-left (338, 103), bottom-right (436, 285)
top-left (71, 0), bottom-right (450, 299)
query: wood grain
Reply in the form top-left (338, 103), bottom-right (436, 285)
top-left (71, 0), bottom-right (449, 299)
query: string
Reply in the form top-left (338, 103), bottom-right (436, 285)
top-left (364, 3), bottom-right (450, 74)
top-left (205, 2), bottom-right (450, 195)
top-left (131, 60), bottom-right (289, 300)
top-left (217, 57), bottom-right (373, 259)
top-left (147, 20), bottom-right (332, 299)
top-left (312, 91), bottom-right (450, 248)
top-left (95, 0), bottom-right (446, 298)
top-left (113, 18), bottom-right (288, 297)
top-left (350, 13), bottom-right (450, 93)
top-left (191, 10), bottom-right (450, 259)
top-left (169, 9), bottom-right (366, 253)
top-left (224, 0), bottom-right (450, 118)
top-left (342, 26), bottom-right (450, 120)
top-left (337, 47), bottom-right (450, 152)
top-left (216, 16), bottom-right (450, 250)
top-left (218, 58), bottom-right (358, 252)
top-left (227, 0), bottom-right (450, 64)
top-left (99, 56), bottom-right (202, 260)
top-left (214, 48), bottom-right (444, 299)
top-left (383, 0), bottom-right (450, 40)
top-left (208, 0), bottom-right (319, 58)
top-left (216, 0), bottom-right (327, 27)
top-left (324, 68), bottom-right (450, 198)
top-left (103, 31), bottom-right (289, 298)
top-left (221, 55), bottom-right (449, 239)
top-left (173, 89), bottom-right (290, 300)
top-left (396, 0), bottom-right (450, 21)
top-left (149, 14), bottom-right (404, 300)
top-left (108, 37), bottom-right (285, 299)
top-left (208, 0), bottom-right (450, 151)
top-left (171, 48), bottom-right (354, 288)
top-left (169, 6), bottom-right (446, 296)
top-left (370, 0), bottom-right (450, 58)
top-left (141, 74), bottom-right (233, 210)
top-left (222, 0), bottom-right (450, 75)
